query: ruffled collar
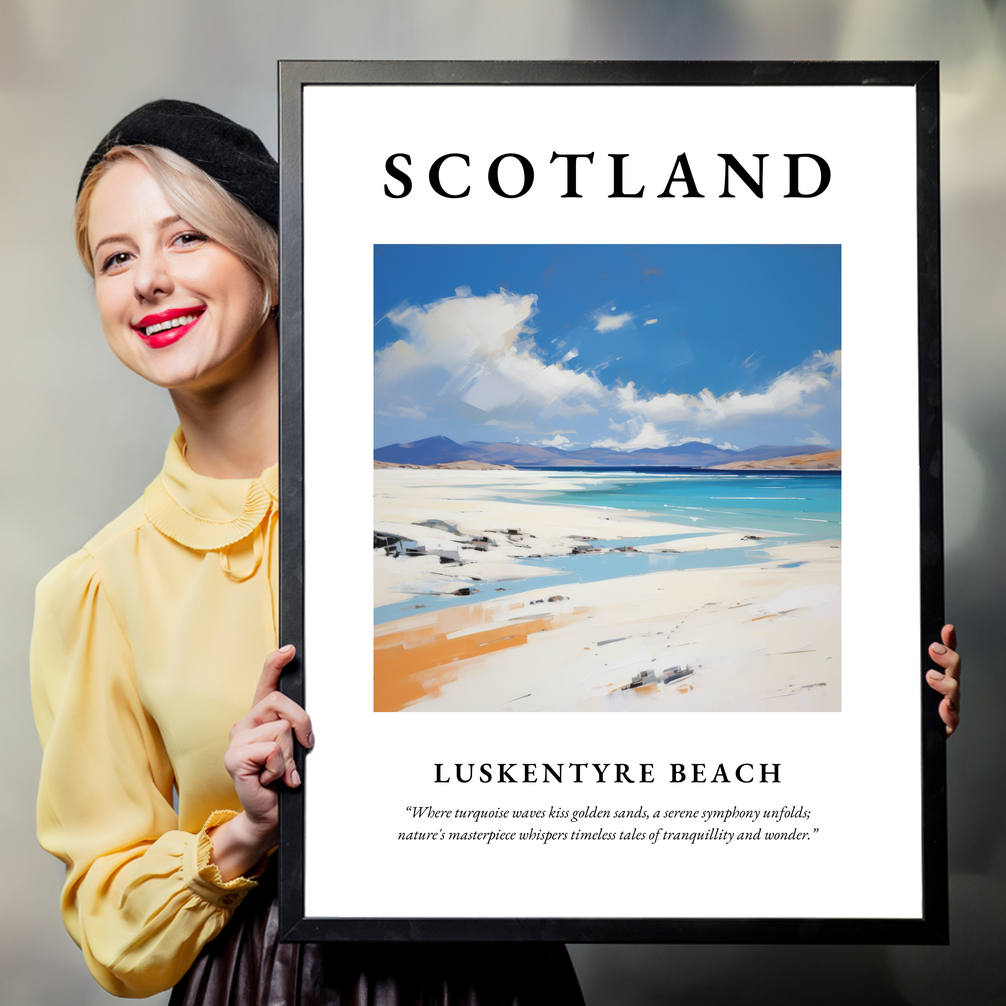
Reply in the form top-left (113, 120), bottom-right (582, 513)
top-left (143, 428), bottom-right (278, 551)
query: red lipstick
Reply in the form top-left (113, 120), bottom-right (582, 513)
top-left (132, 306), bottom-right (205, 349)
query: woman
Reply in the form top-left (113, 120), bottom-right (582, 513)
top-left (31, 100), bottom-right (585, 1003)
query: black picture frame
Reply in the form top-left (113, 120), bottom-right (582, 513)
top-left (277, 60), bottom-right (945, 944)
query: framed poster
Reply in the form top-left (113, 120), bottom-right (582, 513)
top-left (277, 61), bottom-right (946, 943)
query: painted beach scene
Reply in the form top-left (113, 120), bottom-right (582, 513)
top-left (373, 245), bottom-right (840, 713)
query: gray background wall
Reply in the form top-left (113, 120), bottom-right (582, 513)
top-left (1, 2), bottom-right (1003, 1003)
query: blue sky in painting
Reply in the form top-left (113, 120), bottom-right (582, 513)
top-left (374, 245), bottom-right (840, 453)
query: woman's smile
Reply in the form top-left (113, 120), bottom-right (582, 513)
top-left (133, 306), bottom-right (207, 348)
top-left (133, 303), bottom-right (206, 348)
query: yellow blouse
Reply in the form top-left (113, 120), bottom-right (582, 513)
top-left (31, 429), bottom-right (279, 998)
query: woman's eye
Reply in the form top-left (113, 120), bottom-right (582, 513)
top-left (173, 231), bottom-right (208, 248)
top-left (101, 251), bottom-right (132, 273)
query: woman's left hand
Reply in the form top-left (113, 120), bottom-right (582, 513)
top-left (926, 624), bottom-right (961, 737)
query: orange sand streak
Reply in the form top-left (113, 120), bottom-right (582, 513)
top-left (374, 605), bottom-right (586, 712)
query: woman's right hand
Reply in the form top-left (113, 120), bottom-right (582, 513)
top-left (926, 624), bottom-right (961, 737)
top-left (209, 645), bottom-right (314, 881)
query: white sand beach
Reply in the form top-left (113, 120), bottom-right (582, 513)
top-left (374, 469), bottom-right (840, 713)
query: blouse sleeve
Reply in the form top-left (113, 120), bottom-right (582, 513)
top-left (30, 549), bottom-right (262, 998)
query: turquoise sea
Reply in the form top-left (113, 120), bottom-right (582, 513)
top-left (374, 468), bottom-right (840, 624)
top-left (526, 468), bottom-right (840, 540)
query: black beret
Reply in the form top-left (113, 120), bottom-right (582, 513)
top-left (78, 99), bottom-right (278, 228)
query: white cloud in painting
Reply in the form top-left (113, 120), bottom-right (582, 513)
top-left (378, 287), bottom-right (838, 451)
top-left (591, 303), bottom-right (635, 333)
top-left (614, 350), bottom-right (840, 430)
top-left (643, 318), bottom-right (658, 326)
top-left (590, 427), bottom-right (720, 452)
top-left (591, 425), bottom-right (738, 452)
top-left (796, 427), bottom-right (832, 446)
top-left (591, 420), bottom-right (671, 452)
top-left (378, 291), bottom-right (607, 423)
top-left (594, 311), bottom-right (635, 333)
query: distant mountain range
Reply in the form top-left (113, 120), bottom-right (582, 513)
top-left (710, 448), bottom-right (841, 471)
top-left (374, 435), bottom-right (836, 469)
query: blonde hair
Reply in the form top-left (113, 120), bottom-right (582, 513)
top-left (75, 145), bottom-right (278, 323)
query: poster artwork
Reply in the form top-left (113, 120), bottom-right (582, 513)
top-left (373, 244), bottom-right (841, 713)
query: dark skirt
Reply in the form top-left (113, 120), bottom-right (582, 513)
top-left (169, 870), bottom-right (585, 1006)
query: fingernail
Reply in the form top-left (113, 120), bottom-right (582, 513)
top-left (292, 768), bottom-right (301, 787)
top-left (306, 732), bottom-right (315, 748)
top-left (280, 644), bottom-right (295, 654)
top-left (931, 643), bottom-right (947, 655)
top-left (927, 669), bottom-right (944, 680)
